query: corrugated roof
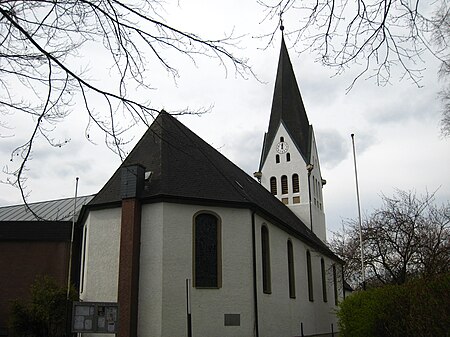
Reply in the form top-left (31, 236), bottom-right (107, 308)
top-left (0, 195), bottom-right (94, 222)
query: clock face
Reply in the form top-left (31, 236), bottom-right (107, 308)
top-left (276, 141), bottom-right (289, 154)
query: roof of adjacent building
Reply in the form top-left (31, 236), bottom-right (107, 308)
top-left (89, 111), bottom-right (338, 259)
top-left (259, 35), bottom-right (311, 169)
top-left (0, 195), bottom-right (94, 222)
top-left (0, 195), bottom-right (94, 241)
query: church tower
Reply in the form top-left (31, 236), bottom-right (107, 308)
top-left (256, 35), bottom-right (327, 242)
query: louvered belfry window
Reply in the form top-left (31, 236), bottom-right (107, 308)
top-left (292, 174), bottom-right (299, 193)
top-left (270, 177), bottom-right (277, 195)
top-left (281, 175), bottom-right (288, 194)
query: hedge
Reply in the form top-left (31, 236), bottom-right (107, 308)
top-left (338, 273), bottom-right (450, 337)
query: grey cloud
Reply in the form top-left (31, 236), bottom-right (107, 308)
top-left (316, 129), bottom-right (348, 168)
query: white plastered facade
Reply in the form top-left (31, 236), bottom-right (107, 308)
top-left (260, 123), bottom-right (327, 242)
top-left (80, 201), bottom-right (342, 337)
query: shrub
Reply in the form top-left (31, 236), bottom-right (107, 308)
top-left (9, 276), bottom-right (78, 337)
top-left (338, 273), bottom-right (450, 337)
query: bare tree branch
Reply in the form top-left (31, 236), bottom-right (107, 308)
top-left (0, 0), bottom-right (253, 210)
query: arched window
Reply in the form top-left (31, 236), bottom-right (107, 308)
top-left (194, 213), bottom-right (221, 288)
top-left (261, 226), bottom-right (271, 294)
top-left (286, 153), bottom-right (291, 162)
top-left (280, 136), bottom-right (284, 142)
top-left (275, 154), bottom-right (280, 163)
top-left (270, 177), bottom-right (277, 195)
top-left (321, 258), bottom-right (327, 302)
top-left (333, 264), bottom-right (338, 305)
top-left (307, 250), bottom-right (314, 301)
top-left (287, 240), bottom-right (296, 298)
top-left (281, 175), bottom-right (288, 194)
top-left (292, 174), bottom-right (299, 193)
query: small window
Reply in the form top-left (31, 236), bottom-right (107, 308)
top-left (287, 240), bottom-right (296, 298)
top-left (276, 154), bottom-right (280, 163)
top-left (282, 197), bottom-right (289, 205)
top-left (270, 177), bottom-right (277, 195)
top-left (333, 264), bottom-right (338, 305)
top-left (307, 250), bottom-right (314, 301)
top-left (194, 213), bottom-right (221, 288)
top-left (286, 153), bottom-right (291, 162)
top-left (293, 196), bottom-right (300, 204)
top-left (261, 226), bottom-right (271, 294)
top-left (280, 136), bottom-right (284, 142)
top-left (292, 174), bottom-right (299, 193)
top-left (281, 175), bottom-right (288, 194)
top-left (321, 258), bottom-right (327, 302)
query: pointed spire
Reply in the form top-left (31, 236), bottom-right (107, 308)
top-left (260, 35), bottom-right (311, 169)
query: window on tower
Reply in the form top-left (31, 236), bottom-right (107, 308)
top-left (280, 136), bottom-right (284, 142)
top-left (281, 175), bottom-right (288, 194)
top-left (276, 154), bottom-right (280, 164)
top-left (286, 153), bottom-right (291, 162)
top-left (270, 177), bottom-right (277, 195)
top-left (292, 174), bottom-right (299, 193)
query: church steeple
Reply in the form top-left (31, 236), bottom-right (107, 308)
top-left (257, 35), bottom-right (327, 242)
top-left (259, 36), bottom-right (311, 170)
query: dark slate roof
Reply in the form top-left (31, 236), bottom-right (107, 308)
top-left (90, 112), bottom-right (338, 260)
top-left (0, 195), bottom-right (94, 222)
top-left (260, 36), bottom-right (311, 169)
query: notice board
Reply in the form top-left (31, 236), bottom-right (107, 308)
top-left (72, 301), bottom-right (118, 334)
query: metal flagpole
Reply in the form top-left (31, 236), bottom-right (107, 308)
top-left (67, 177), bottom-right (79, 299)
top-left (351, 134), bottom-right (365, 289)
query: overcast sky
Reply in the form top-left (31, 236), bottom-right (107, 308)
top-left (1, 1), bottom-right (448, 236)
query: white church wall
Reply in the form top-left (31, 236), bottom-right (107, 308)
top-left (79, 201), bottom-right (341, 337)
top-left (138, 202), bottom-right (164, 336)
top-left (80, 208), bottom-right (121, 302)
top-left (254, 214), bottom-right (339, 337)
top-left (79, 207), bottom-right (121, 337)
top-left (139, 202), bottom-right (255, 337)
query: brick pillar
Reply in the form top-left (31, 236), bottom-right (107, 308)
top-left (118, 164), bottom-right (145, 337)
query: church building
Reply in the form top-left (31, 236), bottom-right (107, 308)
top-left (78, 36), bottom-right (344, 337)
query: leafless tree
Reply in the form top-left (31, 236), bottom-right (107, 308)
top-left (330, 189), bottom-right (450, 289)
top-left (259, 0), bottom-right (450, 132)
top-left (0, 1), bottom-right (252, 204)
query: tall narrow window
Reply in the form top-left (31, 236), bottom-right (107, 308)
top-left (286, 153), bottom-right (291, 162)
top-left (270, 177), bottom-right (277, 195)
top-left (307, 250), bottom-right (314, 301)
top-left (276, 154), bottom-right (280, 163)
top-left (287, 240), bottom-right (296, 298)
top-left (194, 213), bottom-right (221, 288)
top-left (321, 258), bottom-right (327, 302)
top-left (261, 226), bottom-right (271, 294)
top-left (333, 264), bottom-right (338, 305)
top-left (292, 174), bottom-right (299, 193)
top-left (281, 175), bottom-right (288, 194)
